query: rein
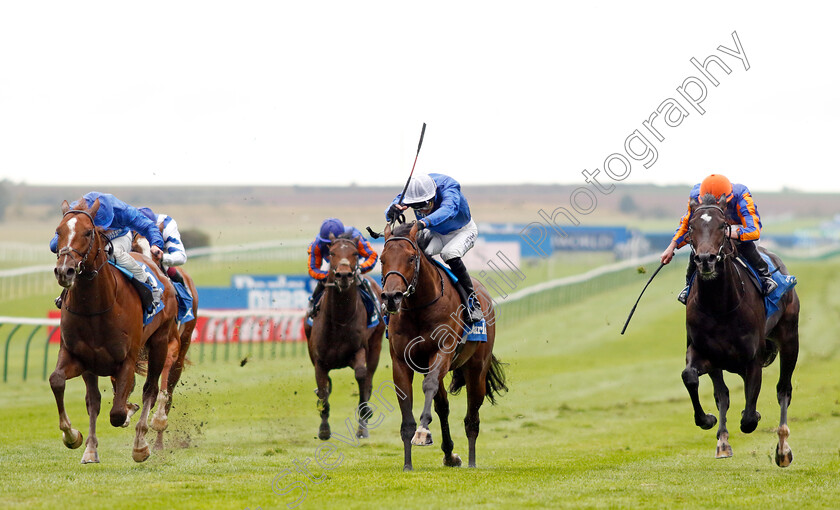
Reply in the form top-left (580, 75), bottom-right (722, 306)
top-left (382, 236), bottom-right (445, 311)
top-left (58, 209), bottom-right (117, 316)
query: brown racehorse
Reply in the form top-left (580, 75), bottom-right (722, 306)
top-left (304, 233), bottom-right (386, 440)
top-left (132, 234), bottom-right (199, 451)
top-left (380, 222), bottom-right (507, 471)
top-left (682, 193), bottom-right (799, 467)
top-left (51, 198), bottom-right (179, 463)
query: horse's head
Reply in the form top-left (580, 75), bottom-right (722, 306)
top-left (54, 198), bottom-right (104, 288)
top-left (379, 222), bottom-right (421, 314)
top-left (327, 233), bottom-right (360, 292)
top-left (688, 193), bottom-right (731, 280)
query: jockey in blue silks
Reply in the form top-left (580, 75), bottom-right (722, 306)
top-left (306, 218), bottom-right (379, 319)
top-left (385, 172), bottom-right (482, 323)
top-left (50, 192), bottom-right (165, 312)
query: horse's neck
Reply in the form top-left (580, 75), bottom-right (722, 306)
top-left (68, 250), bottom-right (115, 310)
top-left (322, 281), bottom-right (360, 320)
top-left (695, 258), bottom-right (742, 312)
top-left (407, 256), bottom-right (449, 318)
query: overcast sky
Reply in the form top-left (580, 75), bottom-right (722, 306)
top-left (1, 1), bottom-right (838, 192)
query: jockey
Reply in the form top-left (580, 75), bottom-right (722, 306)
top-left (138, 207), bottom-right (187, 283)
top-left (50, 192), bottom-right (165, 313)
top-left (306, 218), bottom-right (378, 318)
top-left (661, 174), bottom-right (778, 304)
top-left (385, 172), bottom-right (482, 323)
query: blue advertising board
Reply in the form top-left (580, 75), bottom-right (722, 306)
top-left (197, 275), bottom-right (318, 310)
top-left (481, 223), bottom-right (634, 257)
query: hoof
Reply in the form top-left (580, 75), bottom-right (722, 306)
top-left (133, 445), bottom-right (151, 463)
top-left (775, 447), bottom-right (793, 467)
top-left (411, 427), bottom-right (433, 446)
top-left (62, 429), bottom-right (83, 449)
top-left (122, 403), bottom-right (140, 428)
top-left (696, 413), bottom-right (717, 430)
top-left (444, 453), bottom-right (462, 467)
top-left (715, 443), bottom-right (733, 459)
top-left (81, 451), bottom-right (100, 464)
top-left (740, 411), bottom-right (761, 434)
top-left (318, 425), bottom-right (330, 441)
top-left (149, 414), bottom-right (168, 433)
top-left (403, 464), bottom-right (413, 472)
top-left (356, 428), bottom-right (370, 439)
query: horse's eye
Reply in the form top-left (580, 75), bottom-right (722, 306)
top-left (408, 255), bottom-right (416, 263)
top-left (85, 230), bottom-right (93, 237)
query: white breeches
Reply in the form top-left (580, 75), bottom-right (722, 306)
top-left (421, 219), bottom-right (478, 261)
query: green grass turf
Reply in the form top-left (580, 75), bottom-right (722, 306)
top-left (1, 257), bottom-right (839, 509)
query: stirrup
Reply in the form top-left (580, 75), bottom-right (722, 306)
top-left (763, 278), bottom-right (778, 295)
top-left (465, 300), bottom-right (483, 324)
top-left (54, 295), bottom-right (63, 309)
top-left (677, 286), bottom-right (689, 305)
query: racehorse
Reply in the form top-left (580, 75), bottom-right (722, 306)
top-left (681, 193), bottom-right (799, 467)
top-left (380, 222), bottom-right (507, 471)
top-left (132, 234), bottom-right (199, 451)
top-left (50, 198), bottom-right (179, 463)
top-left (304, 233), bottom-right (386, 440)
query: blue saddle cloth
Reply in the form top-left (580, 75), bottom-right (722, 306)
top-left (109, 261), bottom-right (164, 326)
top-left (686, 252), bottom-right (796, 320)
top-left (171, 280), bottom-right (195, 324)
top-left (409, 259), bottom-right (487, 342)
top-left (305, 284), bottom-right (380, 329)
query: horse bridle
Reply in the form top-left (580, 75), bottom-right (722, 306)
top-left (688, 204), bottom-right (734, 263)
top-left (382, 235), bottom-right (444, 310)
top-left (57, 209), bottom-right (109, 280)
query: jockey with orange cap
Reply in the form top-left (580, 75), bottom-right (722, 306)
top-left (661, 174), bottom-right (778, 304)
top-left (306, 218), bottom-right (379, 318)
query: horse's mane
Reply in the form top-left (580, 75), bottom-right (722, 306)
top-left (391, 221), bottom-right (416, 237)
top-left (699, 193), bottom-right (720, 206)
top-left (337, 231), bottom-right (356, 240)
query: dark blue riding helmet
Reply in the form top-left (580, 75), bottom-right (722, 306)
top-left (318, 218), bottom-right (345, 244)
top-left (138, 207), bottom-right (157, 223)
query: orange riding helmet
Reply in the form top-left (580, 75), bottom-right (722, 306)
top-left (699, 174), bottom-right (733, 202)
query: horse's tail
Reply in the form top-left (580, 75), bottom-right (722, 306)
top-left (135, 345), bottom-right (149, 376)
top-left (448, 354), bottom-right (509, 405)
top-left (762, 338), bottom-right (779, 368)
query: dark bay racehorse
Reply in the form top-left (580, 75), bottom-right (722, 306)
top-left (380, 222), bottom-right (507, 471)
top-left (682, 193), bottom-right (799, 467)
top-left (51, 198), bottom-right (179, 463)
top-left (132, 234), bottom-right (199, 451)
top-left (304, 233), bottom-right (386, 440)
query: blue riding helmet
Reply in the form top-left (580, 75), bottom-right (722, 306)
top-left (138, 207), bottom-right (157, 223)
top-left (70, 195), bottom-right (114, 228)
top-left (317, 218), bottom-right (345, 243)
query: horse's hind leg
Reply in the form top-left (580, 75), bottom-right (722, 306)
top-left (681, 346), bottom-right (717, 430)
top-left (708, 370), bottom-right (732, 458)
top-left (413, 363), bottom-right (450, 447)
top-left (81, 372), bottom-right (101, 464)
top-left (314, 364), bottom-right (332, 440)
top-left (434, 385), bottom-right (461, 467)
top-left (151, 333), bottom-right (180, 441)
top-left (154, 326), bottom-right (192, 450)
top-left (132, 332), bottom-right (168, 462)
top-left (775, 322), bottom-right (799, 467)
top-left (49, 348), bottom-right (85, 451)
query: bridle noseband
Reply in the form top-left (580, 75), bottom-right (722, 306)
top-left (57, 209), bottom-right (109, 279)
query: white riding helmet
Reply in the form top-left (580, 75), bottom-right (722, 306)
top-left (404, 174), bottom-right (436, 203)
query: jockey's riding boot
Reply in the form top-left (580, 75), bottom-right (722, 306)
top-left (54, 288), bottom-right (67, 309)
top-left (167, 266), bottom-right (185, 285)
top-left (307, 280), bottom-right (325, 319)
top-left (148, 277), bottom-right (163, 309)
top-left (678, 259), bottom-right (694, 305)
top-left (130, 277), bottom-right (155, 314)
top-left (446, 257), bottom-right (483, 324)
top-left (739, 241), bottom-right (777, 295)
top-left (357, 275), bottom-right (379, 322)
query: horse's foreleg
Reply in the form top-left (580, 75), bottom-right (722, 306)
top-left (413, 358), bottom-right (449, 447)
top-left (434, 385), bottom-right (460, 467)
top-left (708, 370), bottom-right (732, 459)
top-left (314, 364), bottom-right (332, 440)
top-left (740, 362), bottom-right (763, 434)
top-left (111, 376), bottom-right (139, 428)
top-left (392, 359), bottom-right (415, 471)
top-left (49, 348), bottom-right (85, 451)
top-left (351, 348), bottom-right (371, 439)
top-left (682, 347), bottom-right (716, 430)
top-left (775, 328), bottom-right (799, 467)
top-left (81, 372), bottom-right (101, 464)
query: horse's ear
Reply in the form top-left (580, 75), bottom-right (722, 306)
top-left (717, 194), bottom-right (727, 209)
top-left (408, 221), bottom-right (419, 240)
top-left (329, 232), bottom-right (336, 241)
top-left (689, 197), bottom-right (699, 211)
top-left (60, 200), bottom-right (70, 215)
top-left (384, 223), bottom-right (392, 239)
top-left (89, 198), bottom-right (101, 219)
top-left (352, 235), bottom-right (360, 245)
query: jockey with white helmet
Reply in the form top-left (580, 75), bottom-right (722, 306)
top-left (385, 173), bottom-right (482, 323)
